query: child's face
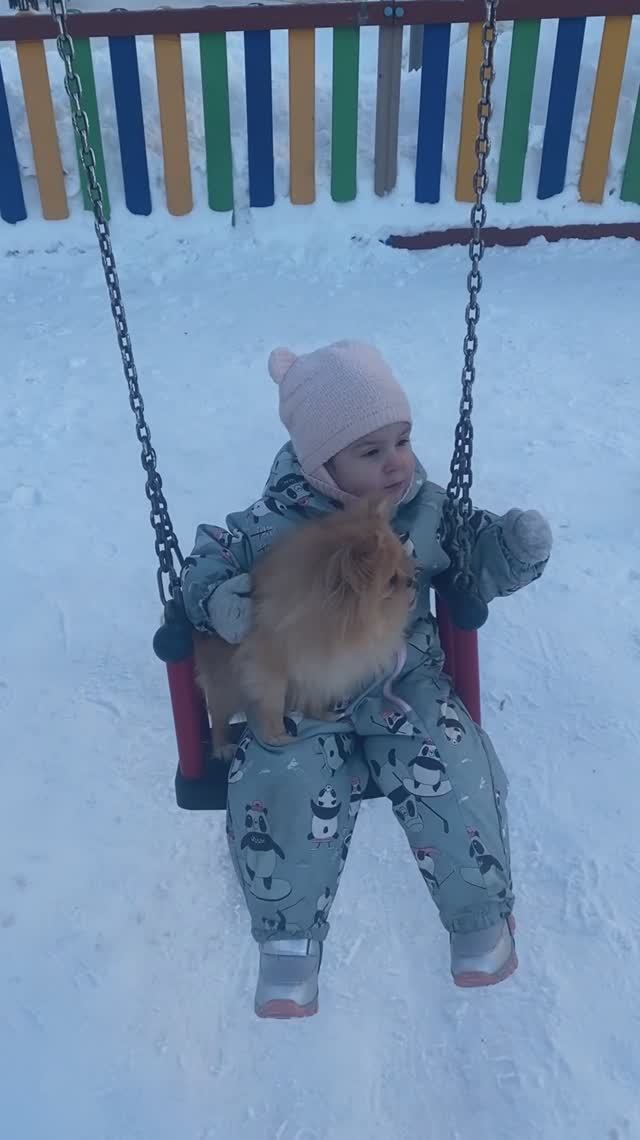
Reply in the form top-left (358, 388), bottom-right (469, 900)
top-left (328, 422), bottom-right (415, 500)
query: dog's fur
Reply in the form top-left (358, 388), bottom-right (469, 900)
top-left (193, 495), bottom-right (416, 753)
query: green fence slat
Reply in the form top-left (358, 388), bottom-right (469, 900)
top-left (72, 37), bottom-right (110, 218)
top-left (496, 19), bottom-right (541, 203)
top-left (331, 27), bottom-right (359, 203)
top-left (200, 32), bottom-right (234, 212)
top-left (621, 83), bottom-right (640, 203)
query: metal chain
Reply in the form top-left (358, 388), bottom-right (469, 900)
top-left (46, 0), bottom-right (495, 603)
top-left (48, 0), bottom-right (183, 605)
top-left (444, 0), bottom-right (498, 592)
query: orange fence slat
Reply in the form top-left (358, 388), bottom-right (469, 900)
top-left (16, 39), bottom-right (68, 220)
top-left (153, 33), bottom-right (193, 216)
top-left (288, 28), bottom-right (316, 204)
top-left (579, 15), bottom-right (632, 202)
top-left (455, 22), bottom-right (483, 203)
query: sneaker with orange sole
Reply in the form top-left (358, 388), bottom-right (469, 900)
top-left (450, 916), bottom-right (518, 988)
top-left (255, 939), bottom-right (322, 1019)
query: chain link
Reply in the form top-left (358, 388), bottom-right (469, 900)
top-left (48, 0), bottom-right (183, 605)
top-left (444, 0), bottom-right (498, 593)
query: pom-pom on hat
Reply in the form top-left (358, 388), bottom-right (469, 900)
top-left (268, 340), bottom-right (412, 475)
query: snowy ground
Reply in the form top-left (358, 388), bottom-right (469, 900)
top-left (2, 4), bottom-right (640, 1136)
top-left (2, 211), bottom-right (640, 1138)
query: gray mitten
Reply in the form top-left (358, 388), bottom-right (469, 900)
top-left (206, 573), bottom-right (252, 643)
top-left (502, 509), bottom-right (553, 564)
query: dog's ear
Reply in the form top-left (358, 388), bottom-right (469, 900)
top-left (367, 492), bottom-right (393, 521)
top-left (325, 547), bottom-right (351, 596)
top-left (350, 492), bottom-right (392, 523)
top-left (325, 533), bottom-right (380, 596)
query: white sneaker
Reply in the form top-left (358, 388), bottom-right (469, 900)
top-left (254, 939), bottom-right (322, 1019)
top-left (450, 916), bottom-right (517, 988)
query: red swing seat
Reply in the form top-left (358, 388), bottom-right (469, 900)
top-left (167, 594), bottom-right (481, 811)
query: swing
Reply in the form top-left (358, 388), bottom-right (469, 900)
top-left (46, 0), bottom-right (499, 812)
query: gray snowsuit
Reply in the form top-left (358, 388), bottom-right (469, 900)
top-left (182, 445), bottom-right (549, 942)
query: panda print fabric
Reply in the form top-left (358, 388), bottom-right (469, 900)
top-left (227, 671), bottom-right (513, 945)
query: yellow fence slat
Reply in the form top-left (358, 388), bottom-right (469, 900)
top-left (580, 15), bottom-right (632, 203)
top-left (455, 22), bottom-right (483, 203)
top-left (16, 40), bottom-right (68, 220)
top-left (289, 29), bottom-right (316, 205)
top-left (153, 33), bottom-right (193, 216)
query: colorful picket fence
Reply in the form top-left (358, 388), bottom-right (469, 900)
top-left (1, 1), bottom-right (640, 229)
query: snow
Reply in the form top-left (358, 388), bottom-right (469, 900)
top-left (2, 9), bottom-right (640, 1140)
top-left (3, 217), bottom-right (640, 1139)
top-left (1, 12), bottom-right (640, 233)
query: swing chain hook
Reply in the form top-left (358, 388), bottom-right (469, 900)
top-left (48, 0), bottom-right (184, 607)
top-left (444, 0), bottom-right (498, 593)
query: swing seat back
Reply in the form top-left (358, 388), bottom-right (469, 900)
top-left (165, 594), bottom-right (481, 811)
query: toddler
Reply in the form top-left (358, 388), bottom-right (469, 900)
top-left (182, 342), bottom-right (552, 1018)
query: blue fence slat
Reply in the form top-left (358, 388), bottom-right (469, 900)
top-left (108, 35), bottom-right (152, 216)
top-left (538, 17), bottom-right (586, 200)
top-left (415, 22), bottom-right (451, 204)
top-left (244, 30), bottom-right (275, 207)
top-left (0, 60), bottom-right (27, 224)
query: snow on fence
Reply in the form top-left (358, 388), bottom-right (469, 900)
top-left (1, 0), bottom-right (640, 239)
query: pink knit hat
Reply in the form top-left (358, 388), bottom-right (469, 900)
top-left (268, 341), bottom-right (412, 482)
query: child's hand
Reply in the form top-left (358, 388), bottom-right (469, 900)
top-left (207, 573), bottom-right (252, 643)
top-left (502, 509), bottom-right (552, 564)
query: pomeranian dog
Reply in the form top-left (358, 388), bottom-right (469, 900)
top-left (193, 494), bottom-right (416, 753)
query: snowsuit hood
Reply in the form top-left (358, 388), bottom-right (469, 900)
top-left (259, 442), bottom-right (426, 515)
